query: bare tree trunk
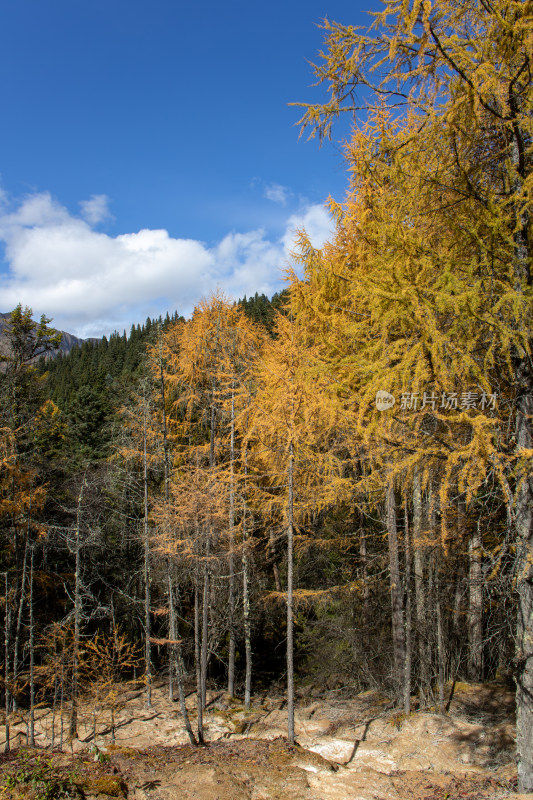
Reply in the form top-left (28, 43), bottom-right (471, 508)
top-left (413, 471), bottom-right (428, 701)
top-left (452, 562), bottom-right (464, 636)
top-left (4, 572), bottom-right (10, 753)
top-left (200, 554), bottom-right (209, 713)
top-left (142, 393), bottom-right (152, 709)
top-left (51, 670), bottom-right (58, 750)
top-left (12, 526), bottom-right (29, 707)
top-left (510, 126), bottom-right (533, 793)
top-left (514, 356), bottom-right (533, 791)
top-left (359, 519), bottom-right (369, 628)
top-left (287, 441), bottom-right (295, 744)
top-left (467, 520), bottom-right (483, 682)
top-left (434, 558), bottom-right (445, 713)
top-left (168, 564), bottom-right (176, 700)
top-left (70, 475), bottom-right (86, 739)
top-left (403, 497), bottom-right (412, 715)
top-left (269, 531), bottom-right (282, 593)
top-left (227, 386), bottom-right (236, 696)
top-left (194, 584), bottom-right (204, 744)
top-left (436, 592), bottom-right (445, 713)
top-left (167, 567), bottom-right (197, 744)
top-left (242, 448), bottom-right (252, 710)
top-left (177, 646), bottom-right (197, 746)
top-left (176, 648), bottom-right (197, 746)
top-left (28, 546), bottom-right (35, 746)
top-left (386, 482), bottom-right (405, 698)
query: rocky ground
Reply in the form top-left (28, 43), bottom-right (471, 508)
top-left (1, 680), bottom-right (532, 800)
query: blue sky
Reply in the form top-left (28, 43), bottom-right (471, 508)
top-left (0, 0), bottom-right (377, 337)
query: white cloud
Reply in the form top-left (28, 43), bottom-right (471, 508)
top-left (264, 182), bottom-right (291, 206)
top-left (79, 194), bottom-right (112, 225)
top-left (0, 191), bottom-right (333, 338)
top-left (282, 204), bottom-right (335, 253)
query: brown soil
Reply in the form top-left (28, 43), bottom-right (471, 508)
top-left (0, 680), bottom-right (531, 800)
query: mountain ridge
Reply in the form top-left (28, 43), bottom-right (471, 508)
top-left (0, 310), bottom-right (98, 360)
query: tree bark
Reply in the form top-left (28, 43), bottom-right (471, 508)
top-left (510, 125), bottom-right (533, 792)
top-left (70, 475), bottom-right (85, 739)
top-left (269, 531), bottom-right (282, 593)
top-left (12, 525), bottom-right (29, 707)
top-left (142, 392), bottom-right (152, 709)
top-left (403, 497), bottom-right (412, 715)
top-left (386, 481), bottom-right (405, 697)
top-left (358, 510), bottom-right (369, 628)
top-left (167, 563), bottom-right (176, 699)
top-left (194, 584), bottom-right (204, 744)
top-left (4, 572), bottom-right (10, 753)
top-left (467, 521), bottom-right (483, 682)
top-left (200, 554), bottom-right (209, 717)
top-left (227, 386), bottom-right (236, 697)
top-left (436, 567), bottom-right (445, 714)
top-left (413, 471), bottom-right (429, 701)
top-left (515, 357), bottom-right (533, 791)
top-left (28, 546), bottom-right (35, 746)
top-left (167, 568), bottom-right (197, 745)
top-left (242, 446), bottom-right (252, 710)
top-left (287, 441), bottom-right (295, 744)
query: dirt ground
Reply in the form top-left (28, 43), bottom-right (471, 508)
top-left (1, 680), bottom-right (532, 800)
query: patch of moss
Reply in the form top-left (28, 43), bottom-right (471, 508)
top-left (210, 709), bottom-right (233, 722)
top-left (103, 747), bottom-right (136, 758)
top-left (388, 711), bottom-right (411, 730)
top-left (79, 776), bottom-right (126, 798)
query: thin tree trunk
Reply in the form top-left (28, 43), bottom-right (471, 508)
top-left (386, 481), bottom-right (405, 698)
top-left (200, 554), bottom-right (209, 713)
top-left (4, 572), bottom-right (10, 753)
top-left (242, 446), bottom-right (252, 710)
top-left (227, 386), bottom-right (236, 696)
top-left (194, 584), bottom-right (204, 744)
top-left (60, 649), bottom-right (65, 750)
top-left (51, 672), bottom-right (57, 750)
top-left (167, 566), bottom-right (197, 744)
top-left (436, 590), bottom-right (445, 713)
top-left (433, 555), bottom-right (445, 714)
top-left (514, 355), bottom-right (533, 791)
top-left (142, 393), bottom-right (152, 709)
top-left (165, 564), bottom-right (175, 702)
top-left (12, 526), bottom-right (29, 706)
top-left (467, 520), bottom-right (483, 682)
top-left (168, 563), bottom-right (176, 700)
top-left (413, 471), bottom-right (428, 701)
top-left (510, 125), bottom-right (533, 793)
top-left (359, 518), bottom-right (369, 628)
top-left (452, 561), bottom-right (464, 636)
top-left (269, 531), bottom-right (282, 593)
top-left (176, 646), bottom-right (197, 746)
top-left (70, 475), bottom-right (85, 739)
top-left (28, 546), bottom-right (35, 746)
top-left (287, 441), bottom-right (295, 744)
top-left (403, 497), bottom-right (412, 715)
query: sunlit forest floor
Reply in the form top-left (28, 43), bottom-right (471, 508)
top-left (1, 679), bottom-right (531, 799)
